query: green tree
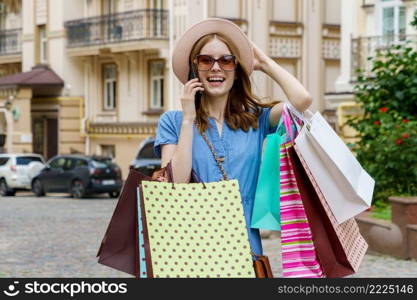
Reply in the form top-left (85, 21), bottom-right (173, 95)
top-left (347, 11), bottom-right (417, 204)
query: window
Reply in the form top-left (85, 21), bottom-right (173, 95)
top-left (100, 144), bottom-right (115, 159)
top-left (49, 157), bottom-right (66, 169)
top-left (0, 4), bottom-right (6, 54)
top-left (0, 2), bottom-right (6, 30)
top-left (74, 159), bottom-right (88, 168)
top-left (151, 0), bottom-right (163, 36)
top-left (379, 0), bottom-right (406, 41)
top-left (101, 0), bottom-right (116, 15)
top-left (63, 158), bottom-right (76, 171)
top-left (91, 158), bottom-right (113, 168)
top-left (0, 157), bottom-right (10, 166)
top-left (149, 60), bottom-right (164, 109)
top-left (16, 156), bottom-right (43, 165)
top-left (39, 25), bottom-right (48, 63)
top-left (103, 64), bottom-right (117, 110)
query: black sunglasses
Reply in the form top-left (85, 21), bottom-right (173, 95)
top-left (193, 54), bottom-right (237, 71)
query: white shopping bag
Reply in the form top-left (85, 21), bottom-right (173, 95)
top-left (294, 111), bottom-right (375, 224)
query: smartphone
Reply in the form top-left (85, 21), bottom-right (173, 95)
top-left (188, 64), bottom-right (202, 110)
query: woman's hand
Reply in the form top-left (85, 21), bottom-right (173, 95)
top-left (252, 42), bottom-right (272, 72)
top-left (181, 78), bottom-right (204, 121)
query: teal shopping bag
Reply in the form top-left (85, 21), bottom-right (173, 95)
top-left (250, 120), bottom-right (286, 231)
top-left (251, 104), bottom-right (300, 231)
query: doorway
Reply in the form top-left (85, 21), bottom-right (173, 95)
top-left (32, 117), bottom-right (58, 160)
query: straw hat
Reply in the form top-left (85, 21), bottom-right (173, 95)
top-left (172, 18), bottom-right (254, 84)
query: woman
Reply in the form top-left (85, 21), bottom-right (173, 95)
top-left (154, 18), bottom-right (312, 256)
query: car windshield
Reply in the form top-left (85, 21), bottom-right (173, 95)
top-left (16, 156), bottom-right (43, 165)
top-left (91, 157), bottom-right (114, 168)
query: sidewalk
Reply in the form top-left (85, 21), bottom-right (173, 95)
top-left (262, 234), bottom-right (417, 278)
top-left (1, 195), bottom-right (416, 278)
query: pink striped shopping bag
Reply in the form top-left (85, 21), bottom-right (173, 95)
top-left (279, 111), bottom-right (324, 277)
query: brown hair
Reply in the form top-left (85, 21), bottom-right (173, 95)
top-left (189, 33), bottom-right (279, 134)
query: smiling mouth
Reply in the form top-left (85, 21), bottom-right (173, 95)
top-left (207, 77), bottom-right (225, 83)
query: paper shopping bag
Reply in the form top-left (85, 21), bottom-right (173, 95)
top-left (279, 141), bottom-right (324, 278)
top-left (251, 103), bottom-right (301, 231)
top-left (294, 112), bottom-right (374, 223)
top-left (251, 121), bottom-right (282, 230)
top-left (294, 145), bottom-right (368, 273)
top-left (137, 186), bottom-right (153, 278)
top-left (97, 163), bottom-right (201, 277)
top-left (289, 146), bottom-right (362, 277)
top-left (140, 179), bottom-right (256, 278)
top-left (97, 169), bottom-right (149, 277)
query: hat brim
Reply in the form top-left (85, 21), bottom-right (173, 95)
top-left (172, 18), bottom-right (254, 84)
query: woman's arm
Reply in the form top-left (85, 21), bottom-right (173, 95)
top-left (252, 43), bottom-right (312, 127)
top-left (161, 119), bottom-right (194, 183)
top-left (160, 78), bottom-right (203, 183)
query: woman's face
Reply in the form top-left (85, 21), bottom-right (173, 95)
top-left (197, 38), bottom-right (236, 99)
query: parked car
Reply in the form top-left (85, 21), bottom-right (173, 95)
top-left (31, 155), bottom-right (123, 198)
top-left (130, 137), bottom-right (161, 176)
top-left (0, 153), bottom-right (46, 196)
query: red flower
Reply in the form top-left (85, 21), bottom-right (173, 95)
top-left (403, 119), bottom-right (409, 123)
top-left (402, 133), bottom-right (410, 139)
top-left (373, 120), bottom-right (380, 125)
top-left (395, 138), bottom-right (404, 145)
top-left (379, 107), bottom-right (388, 113)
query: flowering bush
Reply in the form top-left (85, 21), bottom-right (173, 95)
top-left (347, 39), bottom-right (417, 204)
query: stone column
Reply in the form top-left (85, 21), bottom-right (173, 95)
top-left (248, 0), bottom-right (269, 98)
top-left (389, 196), bottom-right (417, 259)
top-left (187, 0), bottom-right (207, 27)
top-left (22, 0), bottom-right (35, 71)
top-left (12, 88), bottom-right (33, 153)
top-left (334, 0), bottom-right (358, 93)
top-left (302, 0), bottom-right (323, 112)
top-left (0, 107), bottom-right (13, 153)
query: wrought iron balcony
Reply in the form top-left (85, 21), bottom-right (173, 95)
top-left (0, 28), bottom-right (22, 56)
top-left (351, 34), bottom-right (417, 81)
top-left (64, 9), bottom-right (168, 48)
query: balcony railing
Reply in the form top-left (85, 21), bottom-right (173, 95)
top-left (351, 34), bottom-right (417, 80)
top-left (0, 28), bottom-right (22, 56)
top-left (88, 122), bottom-right (157, 135)
top-left (64, 9), bottom-right (168, 48)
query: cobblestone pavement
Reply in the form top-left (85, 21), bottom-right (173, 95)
top-left (262, 233), bottom-right (417, 278)
top-left (1, 193), bottom-right (417, 278)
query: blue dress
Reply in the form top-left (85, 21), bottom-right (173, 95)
top-left (154, 108), bottom-right (277, 255)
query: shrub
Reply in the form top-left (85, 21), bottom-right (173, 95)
top-left (347, 36), bottom-right (417, 204)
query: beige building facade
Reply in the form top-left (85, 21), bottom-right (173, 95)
top-left (170, 0), bottom-right (341, 117)
top-left (328, 0), bottom-right (417, 141)
top-left (0, 0), bottom-right (342, 178)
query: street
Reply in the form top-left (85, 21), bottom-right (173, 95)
top-left (1, 193), bottom-right (417, 278)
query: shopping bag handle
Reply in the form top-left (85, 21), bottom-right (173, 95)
top-left (282, 103), bottom-right (304, 141)
top-left (285, 102), bottom-right (314, 130)
top-left (154, 161), bottom-right (206, 189)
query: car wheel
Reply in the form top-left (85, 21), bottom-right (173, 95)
top-left (71, 180), bottom-right (86, 198)
top-left (0, 179), bottom-right (15, 196)
top-left (108, 191), bottom-right (120, 198)
top-left (32, 179), bottom-right (45, 197)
